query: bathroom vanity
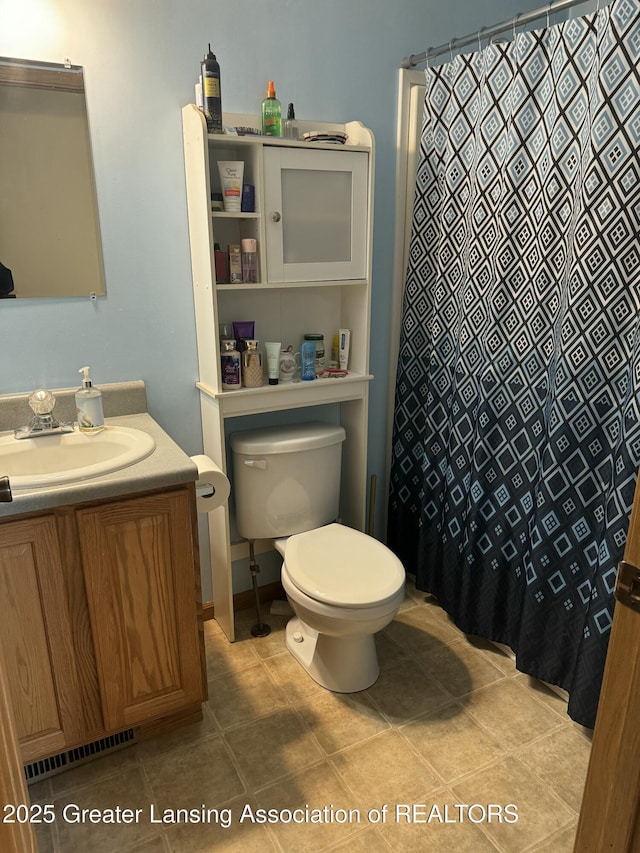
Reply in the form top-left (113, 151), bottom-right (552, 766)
top-left (0, 387), bottom-right (207, 765)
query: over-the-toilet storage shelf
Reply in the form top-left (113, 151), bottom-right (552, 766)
top-left (181, 105), bottom-right (375, 641)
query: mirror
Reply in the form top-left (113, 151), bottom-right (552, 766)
top-left (0, 57), bottom-right (105, 299)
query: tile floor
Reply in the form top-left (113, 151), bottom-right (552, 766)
top-left (29, 578), bottom-right (592, 852)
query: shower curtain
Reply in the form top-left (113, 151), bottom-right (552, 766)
top-left (388, 0), bottom-right (640, 728)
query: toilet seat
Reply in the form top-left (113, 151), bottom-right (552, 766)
top-left (283, 523), bottom-right (405, 608)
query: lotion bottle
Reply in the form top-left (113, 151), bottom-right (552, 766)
top-left (76, 366), bottom-right (105, 433)
top-left (221, 340), bottom-right (242, 390)
top-left (241, 339), bottom-right (263, 388)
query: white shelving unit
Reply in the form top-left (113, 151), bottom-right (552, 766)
top-left (182, 105), bottom-right (375, 641)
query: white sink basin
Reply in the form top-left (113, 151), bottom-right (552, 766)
top-left (0, 425), bottom-right (156, 490)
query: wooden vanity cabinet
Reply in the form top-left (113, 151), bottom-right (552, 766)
top-left (0, 515), bottom-right (86, 763)
top-left (0, 485), bottom-right (206, 765)
top-left (77, 489), bottom-right (204, 732)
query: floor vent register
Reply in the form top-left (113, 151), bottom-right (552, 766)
top-left (23, 728), bottom-right (138, 784)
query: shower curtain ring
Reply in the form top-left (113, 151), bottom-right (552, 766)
top-left (546, 1), bottom-right (552, 29)
top-left (478, 27), bottom-right (484, 54)
top-left (449, 38), bottom-right (455, 62)
top-left (513, 13), bottom-right (520, 42)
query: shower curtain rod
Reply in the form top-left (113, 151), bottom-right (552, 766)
top-left (401, 0), bottom-right (605, 68)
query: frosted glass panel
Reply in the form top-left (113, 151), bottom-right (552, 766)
top-left (281, 169), bottom-right (352, 264)
top-left (263, 146), bottom-right (368, 282)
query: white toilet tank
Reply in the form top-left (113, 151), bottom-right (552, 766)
top-left (229, 422), bottom-right (346, 540)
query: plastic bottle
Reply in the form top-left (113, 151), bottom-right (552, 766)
top-left (283, 103), bottom-right (299, 140)
top-left (75, 366), bottom-right (105, 433)
top-left (221, 340), bottom-right (241, 390)
top-left (241, 340), bottom-right (263, 388)
top-left (241, 238), bottom-right (258, 283)
top-left (261, 81), bottom-right (282, 137)
top-left (214, 242), bottom-right (228, 283)
top-left (331, 333), bottom-right (340, 368)
top-left (201, 44), bottom-right (223, 133)
top-left (228, 244), bottom-right (242, 283)
top-left (300, 340), bottom-right (316, 381)
top-left (303, 333), bottom-right (325, 375)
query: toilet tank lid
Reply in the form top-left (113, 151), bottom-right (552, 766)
top-left (229, 422), bottom-right (346, 455)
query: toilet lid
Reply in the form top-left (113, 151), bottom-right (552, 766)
top-left (284, 523), bottom-right (405, 608)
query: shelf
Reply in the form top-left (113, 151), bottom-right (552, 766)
top-left (207, 132), bottom-right (370, 154)
top-left (196, 372), bottom-right (373, 416)
top-left (216, 279), bottom-right (367, 292)
top-left (212, 211), bottom-right (261, 220)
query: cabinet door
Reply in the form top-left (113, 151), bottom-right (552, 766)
top-left (0, 516), bottom-right (84, 762)
top-left (77, 490), bottom-right (204, 731)
top-left (264, 147), bottom-right (368, 282)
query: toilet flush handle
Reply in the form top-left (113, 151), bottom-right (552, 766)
top-left (244, 458), bottom-right (267, 470)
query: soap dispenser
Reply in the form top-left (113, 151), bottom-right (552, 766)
top-left (76, 366), bottom-right (105, 433)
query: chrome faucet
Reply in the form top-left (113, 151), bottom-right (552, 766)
top-left (0, 476), bottom-right (11, 502)
top-left (14, 389), bottom-right (74, 440)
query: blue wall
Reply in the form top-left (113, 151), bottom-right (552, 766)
top-left (0, 0), bottom-right (543, 535)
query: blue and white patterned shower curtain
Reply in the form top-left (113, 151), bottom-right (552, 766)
top-left (388, 0), bottom-right (640, 727)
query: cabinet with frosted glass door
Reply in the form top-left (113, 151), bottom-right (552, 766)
top-left (263, 145), bottom-right (368, 283)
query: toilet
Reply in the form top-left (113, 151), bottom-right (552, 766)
top-left (229, 422), bottom-right (405, 692)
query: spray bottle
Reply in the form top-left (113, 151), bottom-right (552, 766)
top-left (201, 44), bottom-right (223, 133)
top-left (261, 81), bottom-right (282, 137)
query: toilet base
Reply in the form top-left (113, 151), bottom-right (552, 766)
top-left (285, 617), bottom-right (380, 693)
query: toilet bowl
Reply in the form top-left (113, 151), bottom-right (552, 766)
top-left (229, 422), bottom-right (406, 692)
top-left (277, 523), bottom-right (406, 692)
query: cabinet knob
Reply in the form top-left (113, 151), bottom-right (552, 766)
top-left (271, 211), bottom-right (281, 223)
